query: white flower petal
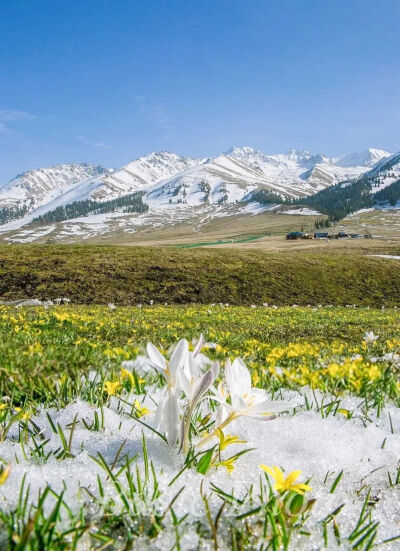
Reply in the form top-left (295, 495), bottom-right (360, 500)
top-left (170, 339), bottom-right (189, 378)
top-left (193, 334), bottom-right (205, 357)
top-left (246, 399), bottom-right (291, 416)
top-left (178, 368), bottom-right (193, 400)
top-left (152, 391), bottom-right (166, 431)
top-left (215, 404), bottom-right (228, 427)
top-left (164, 388), bottom-right (180, 446)
top-left (191, 369), bottom-right (215, 408)
top-left (147, 342), bottom-right (167, 374)
top-left (226, 357), bottom-right (251, 397)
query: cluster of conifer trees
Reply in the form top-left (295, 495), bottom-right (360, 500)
top-left (374, 180), bottom-right (400, 206)
top-left (0, 204), bottom-right (29, 225)
top-left (33, 192), bottom-right (148, 224)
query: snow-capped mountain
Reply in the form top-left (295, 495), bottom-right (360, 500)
top-left (368, 151), bottom-right (400, 175)
top-left (226, 146), bottom-right (391, 193)
top-left (146, 154), bottom-right (276, 207)
top-left (90, 151), bottom-right (200, 201)
top-left (335, 148), bottom-right (391, 169)
top-left (360, 150), bottom-right (400, 194)
top-left (0, 163), bottom-right (110, 212)
top-left (0, 145), bottom-right (395, 242)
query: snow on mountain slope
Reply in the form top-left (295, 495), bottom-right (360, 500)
top-left (145, 149), bottom-right (347, 208)
top-left (335, 148), bottom-right (391, 168)
top-left (0, 146), bottom-right (397, 241)
top-left (146, 155), bottom-right (268, 207)
top-left (358, 150), bottom-right (400, 195)
top-left (0, 152), bottom-right (200, 230)
top-left (90, 151), bottom-right (200, 201)
top-left (0, 163), bottom-right (109, 212)
top-left (368, 151), bottom-right (400, 175)
top-left (225, 146), bottom-right (380, 194)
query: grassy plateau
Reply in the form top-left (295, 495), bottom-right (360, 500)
top-left (1, 244), bottom-right (400, 307)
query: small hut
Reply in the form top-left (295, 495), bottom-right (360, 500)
top-left (286, 231), bottom-right (304, 240)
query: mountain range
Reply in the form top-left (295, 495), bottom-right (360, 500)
top-left (0, 146), bottom-right (398, 242)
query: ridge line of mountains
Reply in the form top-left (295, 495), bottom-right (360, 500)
top-left (0, 146), bottom-right (399, 237)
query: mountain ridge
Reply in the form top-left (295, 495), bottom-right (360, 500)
top-left (0, 146), bottom-right (395, 240)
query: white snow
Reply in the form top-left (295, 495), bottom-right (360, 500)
top-left (370, 255), bottom-right (400, 260)
top-left (335, 148), bottom-right (391, 169)
top-left (1, 390), bottom-right (400, 548)
top-left (279, 207), bottom-right (322, 216)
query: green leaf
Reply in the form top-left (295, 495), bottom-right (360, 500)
top-left (197, 447), bottom-right (215, 475)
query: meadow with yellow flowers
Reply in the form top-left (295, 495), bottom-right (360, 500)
top-left (0, 303), bottom-right (400, 549)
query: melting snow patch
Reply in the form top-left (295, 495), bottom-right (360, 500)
top-left (279, 208), bottom-right (322, 216)
top-left (1, 391), bottom-right (400, 548)
top-left (370, 255), bottom-right (400, 260)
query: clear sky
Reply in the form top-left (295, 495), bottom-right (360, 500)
top-left (0, 0), bottom-right (399, 181)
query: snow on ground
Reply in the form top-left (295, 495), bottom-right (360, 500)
top-left (370, 255), bottom-right (400, 260)
top-left (238, 202), bottom-right (280, 215)
top-left (279, 207), bottom-right (322, 216)
top-left (1, 389), bottom-right (400, 549)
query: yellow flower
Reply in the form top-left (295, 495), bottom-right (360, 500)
top-left (260, 465), bottom-right (312, 495)
top-left (217, 428), bottom-right (246, 451)
top-left (327, 363), bottom-right (341, 378)
top-left (367, 365), bottom-right (381, 381)
top-left (121, 368), bottom-right (135, 387)
top-left (0, 404), bottom-right (7, 411)
top-left (14, 407), bottom-right (32, 421)
top-left (134, 399), bottom-right (150, 418)
top-left (103, 381), bottom-right (121, 396)
top-left (0, 464), bottom-right (10, 485)
top-left (217, 458), bottom-right (236, 474)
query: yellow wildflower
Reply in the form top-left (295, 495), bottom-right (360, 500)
top-left (260, 465), bottom-right (312, 495)
top-left (217, 428), bottom-right (246, 451)
top-left (0, 464), bottom-right (10, 485)
top-left (218, 458), bottom-right (236, 474)
top-left (14, 407), bottom-right (32, 421)
top-left (103, 381), bottom-right (121, 396)
top-left (134, 399), bottom-right (150, 418)
top-left (327, 363), bottom-right (341, 378)
top-left (121, 368), bottom-right (135, 387)
top-left (367, 365), bottom-right (381, 381)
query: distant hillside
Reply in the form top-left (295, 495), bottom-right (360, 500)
top-left (297, 151), bottom-right (400, 220)
top-left (32, 192), bottom-right (148, 224)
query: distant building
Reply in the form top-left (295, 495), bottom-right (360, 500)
top-left (314, 232), bottom-right (329, 239)
top-left (286, 231), bottom-right (304, 240)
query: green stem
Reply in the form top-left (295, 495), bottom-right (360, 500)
top-left (182, 405), bottom-right (194, 454)
top-left (197, 412), bottom-right (237, 449)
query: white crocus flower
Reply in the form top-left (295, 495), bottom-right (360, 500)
top-left (364, 331), bottom-right (379, 344)
top-left (146, 339), bottom-right (189, 446)
top-left (179, 335), bottom-right (216, 402)
top-left (199, 358), bottom-right (291, 448)
top-left (214, 381), bottom-right (229, 426)
top-left (223, 358), bottom-right (290, 420)
top-left (179, 335), bottom-right (220, 452)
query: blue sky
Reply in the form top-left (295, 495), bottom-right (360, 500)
top-left (0, 0), bottom-right (399, 182)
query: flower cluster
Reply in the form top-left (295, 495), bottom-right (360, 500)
top-left (145, 336), bottom-right (290, 458)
